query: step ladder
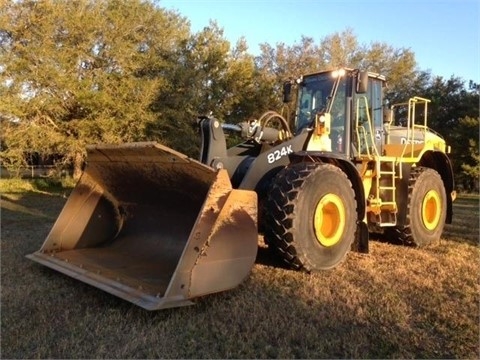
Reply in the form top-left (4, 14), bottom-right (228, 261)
top-left (372, 157), bottom-right (399, 226)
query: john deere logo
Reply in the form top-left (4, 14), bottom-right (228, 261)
top-left (401, 137), bottom-right (423, 144)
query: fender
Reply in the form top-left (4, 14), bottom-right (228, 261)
top-left (237, 133), bottom-right (310, 191)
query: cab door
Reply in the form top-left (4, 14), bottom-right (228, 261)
top-left (353, 77), bottom-right (384, 156)
top-left (370, 78), bottom-right (384, 153)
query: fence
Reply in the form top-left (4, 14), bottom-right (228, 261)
top-left (0, 166), bottom-right (72, 179)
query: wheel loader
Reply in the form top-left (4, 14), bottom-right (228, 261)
top-left (27, 68), bottom-right (456, 310)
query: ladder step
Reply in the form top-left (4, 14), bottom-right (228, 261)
top-left (368, 200), bottom-right (397, 206)
top-left (375, 159), bottom-right (399, 227)
top-left (375, 210), bottom-right (397, 227)
top-left (379, 222), bottom-right (397, 227)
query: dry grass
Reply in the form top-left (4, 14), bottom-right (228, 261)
top-left (1, 181), bottom-right (479, 359)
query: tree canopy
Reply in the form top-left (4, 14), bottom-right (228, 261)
top-left (0, 0), bottom-right (478, 190)
top-left (0, 0), bottom-right (192, 176)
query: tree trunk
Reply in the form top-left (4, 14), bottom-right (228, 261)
top-left (73, 152), bottom-right (84, 180)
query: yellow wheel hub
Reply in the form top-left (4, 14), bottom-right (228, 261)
top-left (422, 190), bottom-right (441, 231)
top-left (314, 194), bottom-right (345, 247)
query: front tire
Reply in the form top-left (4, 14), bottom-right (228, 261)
top-left (386, 167), bottom-right (447, 247)
top-left (264, 162), bottom-right (357, 271)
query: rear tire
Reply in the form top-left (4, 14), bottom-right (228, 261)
top-left (386, 167), bottom-right (446, 247)
top-left (264, 162), bottom-right (357, 271)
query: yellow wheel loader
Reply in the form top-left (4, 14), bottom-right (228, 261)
top-left (28, 68), bottom-right (456, 310)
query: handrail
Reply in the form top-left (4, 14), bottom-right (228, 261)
top-left (390, 96), bottom-right (430, 159)
top-left (355, 96), bottom-right (379, 158)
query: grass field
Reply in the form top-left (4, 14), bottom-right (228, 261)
top-left (1, 180), bottom-right (479, 359)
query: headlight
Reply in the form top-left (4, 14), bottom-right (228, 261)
top-left (332, 69), bottom-right (346, 78)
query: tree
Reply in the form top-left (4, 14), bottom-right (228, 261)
top-left (458, 117), bottom-right (479, 191)
top-left (255, 29), bottom-right (418, 101)
top-left (421, 76), bottom-right (477, 133)
top-left (254, 29), bottom-right (419, 126)
top-left (415, 75), bottom-right (479, 190)
top-left (1, 2), bottom-right (475, 192)
top-left (403, 74), bottom-right (479, 191)
top-left (450, 115), bottom-right (480, 192)
top-left (147, 22), bottom-right (263, 156)
top-left (0, 0), bottom-right (190, 177)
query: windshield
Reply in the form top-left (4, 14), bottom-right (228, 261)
top-left (295, 72), bottom-right (348, 153)
top-left (295, 73), bottom-right (336, 132)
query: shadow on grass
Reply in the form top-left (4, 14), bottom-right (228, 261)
top-left (441, 196), bottom-right (479, 246)
top-left (1, 190), bottom-right (68, 220)
top-left (255, 244), bottom-right (292, 270)
top-left (5, 252), bottom-right (477, 359)
top-left (1, 189), bottom-right (478, 358)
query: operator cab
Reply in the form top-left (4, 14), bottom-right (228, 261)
top-left (283, 68), bottom-right (387, 158)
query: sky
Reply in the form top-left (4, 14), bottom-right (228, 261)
top-left (160, 0), bottom-right (479, 83)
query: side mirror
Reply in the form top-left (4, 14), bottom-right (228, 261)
top-left (356, 71), bottom-right (369, 94)
top-left (283, 81), bottom-right (293, 103)
top-left (382, 99), bottom-right (391, 124)
top-left (384, 108), bottom-right (394, 125)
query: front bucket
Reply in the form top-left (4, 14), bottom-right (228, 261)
top-left (27, 142), bottom-right (257, 310)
